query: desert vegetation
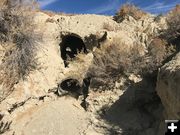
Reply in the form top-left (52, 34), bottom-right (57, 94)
top-left (87, 36), bottom-right (175, 89)
top-left (0, 0), bottom-right (40, 101)
top-left (0, 1), bottom-right (179, 135)
top-left (87, 39), bottom-right (144, 88)
top-left (113, 4), bottom-right (146, 23)
top-left (147, 37), bottom-right (175, 70)
top-left (162, 5), bottom-right (180, 49)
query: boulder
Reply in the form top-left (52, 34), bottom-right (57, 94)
top-left (156, 53), bottom-right (180, 119)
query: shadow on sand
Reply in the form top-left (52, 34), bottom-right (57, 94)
top-left (98, 76), bottom-right (164, 135)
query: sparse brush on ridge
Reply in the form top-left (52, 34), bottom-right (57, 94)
top-left (87, 37), bottom-right (175, 89)
top-left (114, 4), bottom-right (146, 23)
top-left (148, 38), bottom-right (169, 64)
top-left (145, 37), bottom-right (175, 74)
top-left (162, 5), bottom-right (180, 49)
top-left (0, 0), bottom-right (40, 101)
top-left (87, 38), bottom-right (145, 89)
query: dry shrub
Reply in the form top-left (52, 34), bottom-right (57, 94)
top-left (46, 18), bottom-right (56, 23)
top-left (144, 38), bottom-right (175, 74)
top-left (148, 38), bottom-right (167, 63)
top-left (114, 4), bottom-right (146, 23)
top-left (0, 0), bottom-right (40, 101)
top-left (163, 5), bottom-right (180, 48)
top-left (138, 37), bottom-right (175, 74)
top-left (87, 37), bottom-right (175, 89)
top-left (87, 39), bottom-right (145, 88)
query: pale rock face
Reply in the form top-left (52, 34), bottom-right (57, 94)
top-left (0, 9), bottom-right (174, 135)
top-left (0, 11), bottom-right (169, 135)
top-left (128, 74), bottom-right (142, 83)
top-left (0, 0), bottom-right (6, 6)
top-left (0, 11), bottom-right (167, 107)
top-left (156, 53), bottom-right (180, 119)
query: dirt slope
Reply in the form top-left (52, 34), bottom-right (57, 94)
top-left (0, 10), bottom-right (169, 135)
top-left (5, 97), bottom-right (89, 135)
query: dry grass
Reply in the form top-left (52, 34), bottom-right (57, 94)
top-left (114, 4), bottom-right (146, 23)
top-left (0, 1), bottom-right (40, 101)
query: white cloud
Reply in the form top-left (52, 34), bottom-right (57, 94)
top-left (120, 0), bottom-right (180, 13)
top-left (144, 2), bottom-right (170, 10)
top-left (87, 0), bottom-right (120, 14)
top-left (38, 0), bottom-right (58, 8)
top-left (142, 1), bottom-right (179, 13)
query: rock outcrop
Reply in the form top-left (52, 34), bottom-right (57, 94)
top-left (0, 12), bottom-right (165, 106)
top-left (156, 52), bottom-right (180, 119)
top-left (0, 10), bottom-right (170, 135)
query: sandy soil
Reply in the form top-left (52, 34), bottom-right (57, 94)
top-left (6, 97), bottom-right (90, 135)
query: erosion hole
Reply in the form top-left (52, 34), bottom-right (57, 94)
top-left (60, 78), bottom-right (81, 93)
top-left (59, 34), bottom-right (87, 67)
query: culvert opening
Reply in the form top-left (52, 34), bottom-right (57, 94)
top-left (59, 78), bottom-right (81, 93)
top-left (58, 77), bottom-right (91, 110)
top-left (59, 34), bottom-right (88, 67)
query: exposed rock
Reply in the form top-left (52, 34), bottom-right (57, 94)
top-left (0, 9), bottom-right (170, 135)
top-left (0, 11), bottom-right (164, 106)
top-left (87, 76), bottom-right (164, 135)
top-left (156, 52), bottom-right (180, 119)
top-left (128, 74), bottom-right (142, 83)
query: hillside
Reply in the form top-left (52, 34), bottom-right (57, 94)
top-left (0, 2), bottom-right (180, 135)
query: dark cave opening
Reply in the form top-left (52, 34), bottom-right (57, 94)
top-left (59, 78), bottom-right (81, 93)
top-left (59, 34), bottom-right (88, 67)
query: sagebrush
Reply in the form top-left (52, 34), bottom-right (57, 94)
top-left (0, 0), bottom-right (40, 101)
top-left (87, 39), bottom-right (145, 88)
top-left (87, 37), bottom-right (174, 89)
top-left (114, 4), bottom-right (146, 23)
top-left (163, 5), bottom-right (180, 49)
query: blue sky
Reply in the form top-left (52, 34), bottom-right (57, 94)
top-left (38, 0), bottom-right (180, 15)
